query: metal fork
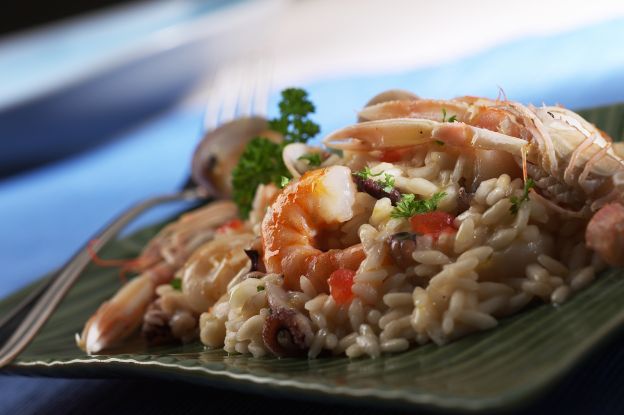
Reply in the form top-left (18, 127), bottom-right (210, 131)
top-left (0, 58), bottom-right (273, 368)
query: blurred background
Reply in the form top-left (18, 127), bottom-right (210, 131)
top-left (2, 0), bottom-right (624, 299)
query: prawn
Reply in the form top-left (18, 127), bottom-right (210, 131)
top-left (358, 96), bottom-right (524, 138)
top-left (325, 94), bottom-right (624, 267)
top-left (77, 200), bottom-right (238, 354)
top-left (261, 165), bottom-right (366, 293)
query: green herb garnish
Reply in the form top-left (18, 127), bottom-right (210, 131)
top-left (435, 140), bottom-right (445, 146)
top-left (354, 167), bottom-right (395, 192)
top-left (232, 138), bottom-right (290, 218)
top-left (441, 108), bottom-right (457, 123)
top-left (170, 277), bottom-right (182, 291)
top-left (268, 88), bottom-right (320, 143)
top-left (279, 176), bottom-right (291, 188)
top-left (380, 174), bottom-right (395, 193)
top-left (510, 178), bottom-right (535, 214)
top-left (231, 88), bottom-right (320, 218)
top-left (354, 166), bottom-right (383, 180)
top-left (391, 192), bottom-right (447, 218)
top-left (298, 153), bottom-right (322, 167)
top-left (257, 285), bottom-right (265, 292)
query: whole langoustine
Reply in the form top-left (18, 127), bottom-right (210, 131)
top-left (77, 200), bottom-right (239, 354)
top-left (325, 95), bottom-right (624, 267)
top-left (261, 165), bottom-right (366, 292)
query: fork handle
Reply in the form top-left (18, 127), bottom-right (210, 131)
top-left (0, 188), bottom-right (204, 368)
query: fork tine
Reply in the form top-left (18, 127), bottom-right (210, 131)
top-left (251, 58), bottom-right (273, 117)
top-left (203, 56), bottom-right (273, 131)
top-left (218, 64), bottom-right (245, 124)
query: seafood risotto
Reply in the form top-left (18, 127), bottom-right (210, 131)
top-left (78, 89), bottom-right (624, 359)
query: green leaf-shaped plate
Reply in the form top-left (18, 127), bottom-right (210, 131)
top-left (2, 104), bottom-right (624, 413)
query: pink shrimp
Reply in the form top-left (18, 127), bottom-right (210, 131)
top-left (261, 166), bottom-right (365, 293)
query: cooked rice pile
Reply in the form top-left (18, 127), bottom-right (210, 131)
top-left (159, 146), bottom-right (605, 359)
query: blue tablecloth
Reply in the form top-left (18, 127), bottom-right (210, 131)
top-left (3, 16), bottom-right (624, 415)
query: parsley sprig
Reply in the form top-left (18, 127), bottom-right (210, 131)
top-left (391, 192), bottom-right (447, 218)
top-left (232, 138), bottom-right (291, 217)
top-left (510, 178), bottom-right (535, 214)
top-left (268, 88), bottom-right (320, 143)
top-left (231, 88), bottom-right (320, 218)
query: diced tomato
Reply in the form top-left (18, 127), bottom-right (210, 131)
top-left (328, 269), bottom-right (356, 304)
top-left (378, 149), bottom-right (403, 162)
top-left (410, 211), bottom-right (456, 239)
top-left (216, 218), bottom-right (243, 234)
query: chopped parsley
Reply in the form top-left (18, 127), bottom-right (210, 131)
top-left (257, 285), bottom-right (265, 292)
top-left (279, 176), bottom-right (291, 188)
top-left (354, 166), bottom-right (383, 180)
top-left (231, 88), bottom-right (320, 218)
top-left (298, 153), bottom-right (323, 167)
top-left (391, 192), bottom-right (447, 219)
top-left (380, 174), bottom-right (395, 193)
top-left (441, 108), bottom-right (457, 123)
top-left (510, 178), bottom-right (535, 214)
top-left (435, 140), bottom-right (445, 146)
top-left (170, 277), bottom-right (182, 291)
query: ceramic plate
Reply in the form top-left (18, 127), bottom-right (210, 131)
top-left (2, 103), bottom-right (624, 412)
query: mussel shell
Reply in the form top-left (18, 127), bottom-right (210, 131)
top-left (363, 89), bottom-right (419, 107)
top-left (191, 116), bottom-right (270, 197)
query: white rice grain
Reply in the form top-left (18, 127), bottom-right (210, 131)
top-left (356, 269), bottom-right (388, 283)
top-left (414, 264), bottom-right (439, 277)
top-left (352, 282), bottom-right (378, 304)
top-left (508, 292), bottom-right (533, 312)
top-left (454, 218), bottom-right (475, 253)
top-left (236, 315), bottom-right (264, 341)
top-left (349, 299), bottom-right (365, 331)
top-left (383, 293), bottom-right (414, 308)
top-left (308, 329), bottom-right (327, 358)
top-left (300, 276), bottom-right (317, 298)
top-left (456, 310), bottom-right (498, 330)
top-left (522, 280), bottom-right (551, 299)
top-left (487, 228), bottom-right (517, 250)
top-left (551, 285), bottom-right (571, 305)
top-left (538, 254), bottom-right (569, 276)
top-left (367, 309), bottom-right (382, 326)
top-left (412, 250), bottom-right (451, 265)
top-left (525, 263), bottom-right (550, 284)
top-left (570, 266), bottom-right (595, 291)
top-left (395, 176), bottom-right (439, 197)
top-left (478, 295), bottom-right (508, 315)
top-left (457, 246), bottom-right (494, 263)
top-left (305, 294), bottom-right (327, 312)
top-left (380, 338), bottom-right (409, 353)
top-left (481, 199), bottom-right (512, 225)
